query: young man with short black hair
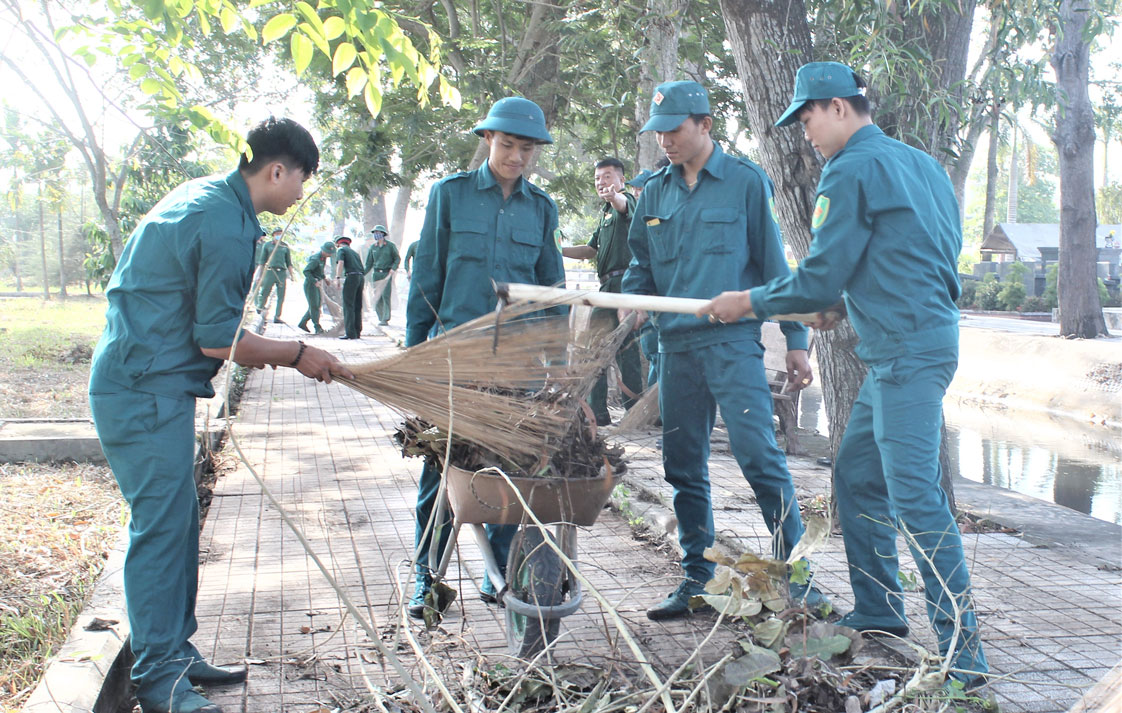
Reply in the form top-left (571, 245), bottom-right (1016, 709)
top-left (90, 117), bottom-right (350, 713)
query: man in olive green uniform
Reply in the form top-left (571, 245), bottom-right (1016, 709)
top-left (334, 235), bottom-right (364, 339)
top-left (254, 228), bottom-right (295, 322)
top-left (404, 240), bottom-right (418, 275)
top-left (622, 81), bottom-right (824, 620)
top-left (364, 224), bottom-right (400, 325)
top-left (562, 157), bottom-right (642, 426)
top-left (700, 62), bottom-right (988, 689)
top-left (405, 96), bottom-right (565, 619)
top-left (297, 241), bottom-right (336, 333)
top-left (89, 117), bottom-right (350, 713)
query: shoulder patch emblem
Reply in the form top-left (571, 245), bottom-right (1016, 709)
top-left (811, 195), bottom-right (830, 230)
top-left (769, 196), bottom-right (780, 225)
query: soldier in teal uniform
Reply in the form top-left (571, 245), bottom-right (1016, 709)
top-left (364, 224), bottom-right (400, 325)
top-left (297, 241), bottom-right (336, 334)
top-left (88, 117), bottom-right (350, 713)
top-left (254, 227), bottom-right (295, 322)
top-left (699, 62), bottom-right (988, 689)
top-left (333, 235), bottom-right (364, 339)
top-left (405, 96), bottom-right (565, 619)
top-left (621, 81), bottom-right (826, 620)
top-left (561, 157), bottom-right (642, 425)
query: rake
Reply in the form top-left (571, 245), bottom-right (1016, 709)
top-left (335, 301), bottom-right (633, 466)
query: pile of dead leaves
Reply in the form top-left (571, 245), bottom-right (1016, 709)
top-left (394, 412), bottom-right (625, 480)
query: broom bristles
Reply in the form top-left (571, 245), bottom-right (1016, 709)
top-left (337, 300), bottom-right (633, 464)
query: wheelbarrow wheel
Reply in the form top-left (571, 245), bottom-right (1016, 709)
top-left (505, 525), bottom-right (564, 658)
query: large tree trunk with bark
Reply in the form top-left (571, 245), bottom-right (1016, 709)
top-left (38, 184), bottom-right (49, 300)
top-left (720, 0), bottom-right (867, 460)
top-left (389, 179), bottom-right (413, 248)
top-left (634, 0), bottom-right (690, 171)
top-left (363, 190), bottom-right (388, 234)
top-left (1051, 0), bottom-right (1107, 338)
top-left (56, 205), bottom-right (66, 298)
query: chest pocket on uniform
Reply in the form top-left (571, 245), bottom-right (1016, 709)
top-left (699, 208), bottom-right (738, 254)
top-left (643, 214), bottom-right (677, 264)
top-left (449, 218), bottom-right (489, 262)
top-left (508, 229), bottom-right (543, 271)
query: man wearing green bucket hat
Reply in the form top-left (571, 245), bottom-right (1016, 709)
top-left (297, 241), bottom-right (336, 333)
top-left (364, 224), bottom-right (400, 325)
top-left (621, 80), bottom-right (826, 621)
top-left (698, 61), bottom-right (989, 689)
top-left (405, 96), bottom-right (565, 619)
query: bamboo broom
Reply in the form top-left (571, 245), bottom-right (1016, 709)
top-left (335, 301), bottom-right (633, 465)
top-left (494, 283), bottom-right (836, 323)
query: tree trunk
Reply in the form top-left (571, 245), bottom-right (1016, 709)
top-left (56, 204), bottom-right (67, 298)
top-left (38, 183), bottom-right (49, 300)
top-left (720, 0), bottom-right (868, 461)
top-left (13, 210), bottom-right (22, 292)
top-left (389, 179), bottom-right (413, 248)
top-left (1051, 0), bottom-right (1107, 337)
top-left (982, 105), bottom-right (1001, 243)
top-left (333, 200), bottom-right (347, 236)
top-left (635, 0), bottom-right (690, 170)
top-left (363, 190), bottom-right (388, 234)
top-left (1007, 124), bottom-right (1019, 222)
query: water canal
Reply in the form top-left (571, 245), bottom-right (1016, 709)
top-left (797, 387), bottom-right (1122, 525)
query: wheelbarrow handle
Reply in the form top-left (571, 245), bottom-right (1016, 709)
top-left (495, 282), bottom-right (823, 323)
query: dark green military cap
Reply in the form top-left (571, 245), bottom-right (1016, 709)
top-left (626, 169), bottom-right (654, 188)
top-left (775, 61), bottom-right (862, 127)
top-left (321, 241), bottom-right (336, 253)
top-left (473, 97), bottom-right (553, 144)
top-left (641, 81), bottom-right (710, 133)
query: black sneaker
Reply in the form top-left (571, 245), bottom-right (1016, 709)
top-left (647, 579), bottom-right (709, 621)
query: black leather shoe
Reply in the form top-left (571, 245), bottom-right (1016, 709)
top-left (187, 661), bottom-right (248, 686)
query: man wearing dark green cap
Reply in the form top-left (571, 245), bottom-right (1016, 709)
top-left (622, 80), bottom-right (825, 621)
top-left (333, 235), bottom-right (364, 339)
top-left (254, 227), bottom-right (295, 322)
top-left (698, 61), bottom-right (988, 688)
top-left (298, 241), bottom-right (337, 333)
top-left (89, 117), bottom-right (351, 713)
top-left (561, 157), bottom-right (642, 426)
top-left (405, 96), bottom-right (565, 619)
top-left (364, 224), bottom-right (400, 325)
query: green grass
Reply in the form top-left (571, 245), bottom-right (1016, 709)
top-left (0, 296), bottom-right (107, 418)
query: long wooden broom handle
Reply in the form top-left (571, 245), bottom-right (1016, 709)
top-left (495, 282), bottom-right (823, 323)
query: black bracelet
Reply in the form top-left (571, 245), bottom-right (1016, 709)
top-left (290, 341), bottom-right (307, 368)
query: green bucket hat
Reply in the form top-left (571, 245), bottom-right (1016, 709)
top-left (320, 241), bottom-right (336, 254)
top-left (473, 97), bottom-right (553, 144)
top-left (370, 224), bottom-right (388, 236)
top-left (775, 61), bottom-right (862, 127)
top-left (641, 81), bottom-right (710, 133)
top-left (626, 169), bottom-right (654, 188)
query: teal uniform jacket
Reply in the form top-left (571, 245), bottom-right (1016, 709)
top-left (622, 142), bottom-right (808, 354)
top-left (91, 169), bottom-right (261, 398)
top-left (335, 244), bottom-right (363, 274)
top-left (365, 240), bottom-right (400, 280)
top-left (257, 239), bottom-right (293, 270)
top-left (405, 162), bottom-right (565, 347)
top-left (748, 124), bottom-right (961, 361)
top-left (404, 241), bottom-right (418, 271)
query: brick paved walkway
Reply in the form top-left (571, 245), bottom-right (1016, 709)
top-left (192, 307), bottom-right (1121, 713)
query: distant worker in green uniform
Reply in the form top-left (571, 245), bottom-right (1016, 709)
top-left (699, 62), bottom-right (989, 690)
top-left (297, 241), bottom-right (336, 334)
top-left (404, 240), bottom-right (418, 276)
top-left (561, 157), bottom-right (642, 426)
top-left (405, 96), bottom-right (565, 619)
top-left (89, 117), bottom-right (351, 713)
top-left (254, 227), bottom-right (295, 323)
top-left (333, 235), bottom-right (364, 340)
top-left (364, 224), bottom-right (400, 325)
top-left (622, 81), bottom-right (826, 620)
